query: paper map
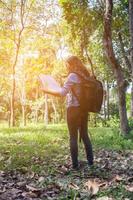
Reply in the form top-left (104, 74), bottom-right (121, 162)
top-left (38, 74), bottom-right (61, 94)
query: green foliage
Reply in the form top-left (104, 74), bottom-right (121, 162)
top-left (90, 127), bottom-right (133, 150)
top-left (98, 183), bottom-right (133, 200)
top-left (128, 118), bottom-right (133, 129)
top-left (59, 0), bottom-right (101, 60)
top-left (109, 102), bottom-right (119, 118)
top-left (106, 116), bottom-right (120, 128)
top-left (0, 0), bottom-right (131, 131)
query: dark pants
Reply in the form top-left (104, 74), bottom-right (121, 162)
top-left (67, 106), bottom-right (93, 167)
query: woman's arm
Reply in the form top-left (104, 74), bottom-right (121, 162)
top-left (42, 73), bottom-right (80, 97)
top-left (60, 73), bottom-right (80, 96)
top-left (43, 90), bottom-right (61, 97)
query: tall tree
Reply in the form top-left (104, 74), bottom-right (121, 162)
top-left (103, 0), bottom-right (129, 134)
top-left (129, 0), bottom-right (133, 117)
top-left (10, 0), bottom-right (28, 126)
top-left (0, 0), bottom-right (34, 126)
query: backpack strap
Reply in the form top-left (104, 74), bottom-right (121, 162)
top-left (71, 85), bottom-right (81, 105)
top-left (72, 72), bottom-right (96, 84)
top-left (70, 72), bottom-right (86, 105)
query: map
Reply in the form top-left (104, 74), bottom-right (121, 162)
top-left (38, 74), bottom-right (61, 94)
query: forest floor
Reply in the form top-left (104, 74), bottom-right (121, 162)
top-left (0, 124), bottom-right (133, 200)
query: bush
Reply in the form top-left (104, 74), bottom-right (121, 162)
top-left (129, 118), bottom-right (133, 130)
top-left (106, 116), bottom-right (120, 128)
top-left (109, 102), bottom-right (119, 118)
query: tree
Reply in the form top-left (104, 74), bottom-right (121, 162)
top-left (0, 0), bottom-right (62, 126)
top-left (0, 0), bottom-right (35, 126)
top-left (129, 0), bottom-right (133, 117)
top-left (9, 0), bottom-right (28, 126)
top-left (59, 0), bottom-right (97, 62)
top-left (103, 0), bottom-right (130, 135)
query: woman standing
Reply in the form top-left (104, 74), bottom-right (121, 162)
top-left (43, 55), bottom-right (93, 169)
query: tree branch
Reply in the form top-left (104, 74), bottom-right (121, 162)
top-left (0, 0), bottom-right (12, 12)
top-left (118, 31), bottom-right (132, 72)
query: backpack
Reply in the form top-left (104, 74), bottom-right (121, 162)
top-left (71, 73), bottom-right (103, 113)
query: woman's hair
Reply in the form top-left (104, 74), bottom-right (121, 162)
top-left (65, 55), bottom-right (90, 77)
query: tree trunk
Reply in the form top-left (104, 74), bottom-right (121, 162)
top-left (103, 0), bottom-right (129, 135)
top-left (131, 82), bottom-right (133, 117)
top-left (21, 76), bottom-right (27, 126)
top-left (103, 81), bottom-right (107, 121)
top-left (103, 95), bottom-right (106, 121)
top-left (35, 109), bottom-right (39, 123)
top-left (10, 35), bottom-right (22, 126)
top-left (107, 81), bottom-right (110, 120)
top-left (10, 77), bottom-right (15, 126)
top-left (22, 105), bottom-right (26, 126)
top-left (8, 111), bottom-right (11, 128)
top-left (44, 94), bottom-right (48, 124)
top-left (35, 87), bottom-right (39, 123)
top-left (114, 68), bottom-right (129, 133)
top-left (129, 0), bottom-right (133, 117)
top-left (10, 1), bottom-right (25, 126)
top-left (118, 32), bottom-right (132, 73)
top-left (51, 98), bottom-right (58, 123)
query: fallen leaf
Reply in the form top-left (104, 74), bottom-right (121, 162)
top-left (0, 187), bottom-right (6, 194)
top-left (84, 180), bottom-right (99, 195)
top-left (22, 191), bottom-right (38, 198)
top-left (127, 176), bottom-right (133, 182)
top-left (38, 176), bottom-right (45, 182)
top-left (60, 166), bottom-right (68, 173)
top-left (27, 171), bottom-right (35, 178)
top-left (113, 175), bottom-right (123, 182)
top-left (69, 183), bottom-right (79, 190)
top-left (26, 185), bottom-right (41, 192)
top-left (125, 185), bottom-right (133, 192)
top-left (96, 197), bottom-right (114, 200)
top-left (98, 181), bottom-right (108, 188)
top-left (16, 181), bottom-right (26, 188)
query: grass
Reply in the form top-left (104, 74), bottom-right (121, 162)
top-left (0, 123), bottom-right (133, 199)
top-left (0, 123), bottom-right (133, 171)
top-left (89, 127), bottom-right (133, 150)
top-left (0, 124), bottom-right (68, 170)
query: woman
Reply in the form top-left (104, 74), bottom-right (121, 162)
top-left (43, 55), bottom-right (93, 169)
